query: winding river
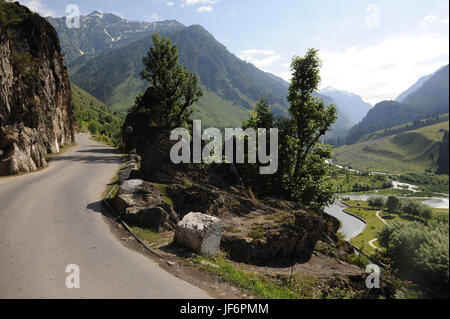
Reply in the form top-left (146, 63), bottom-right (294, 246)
top-left (324, 195), bottom-right (449, 240)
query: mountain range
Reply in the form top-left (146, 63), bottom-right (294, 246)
top-left (48, 11), bottom-right (369, 133)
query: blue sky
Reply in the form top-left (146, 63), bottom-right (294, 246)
top-left (19, 0), bottom-right (450, 105)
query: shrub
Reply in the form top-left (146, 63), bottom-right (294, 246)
top-left (377, 221), bottom-right (449, 296)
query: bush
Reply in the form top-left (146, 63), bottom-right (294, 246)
top-left (368, 196), bottom-right (384, 209)
top-left (400, 199), bottom-right (433, 220)
top-left (377, 221), bottom-right (449, 296)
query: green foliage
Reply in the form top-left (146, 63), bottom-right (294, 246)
top-left (134, 33), bottom-right (202, 130)
top-left (400, 199), bottom-right (433, 220)
top-left (237, 50), bottom-right (338, 209)
top-left (368, 196), bottom-right (384, 209)
top-left (378, 220), bottom-right (449, 296)
top-left (285, 49), bottom-right (338, 208)
top-left (385, 196), bottom-right (400, 213)
top-left (0, 0), bottom-right (30, 26)
top-left (398, 172), bottom-right (449, 191)
top-left (72, 84), bottom-right (124, 147)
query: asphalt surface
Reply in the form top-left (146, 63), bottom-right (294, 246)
top-left (0, 134), bottom-right (210, 299)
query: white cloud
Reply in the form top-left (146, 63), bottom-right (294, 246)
top-left (420, 14), bottom-right (437, 27)
top-left (181, 0), bottom-right (220, 9)
top-left (197, 6), bottom-right (213, 12)
top-left (144, 13), bottom-right (162, 22)
top-left (19, 0), bottom-right (56, 17)
top-left (167, 1), bottom-right (175, 6)
top-left (442, 17), bottom-right (449, 24)
top-left (238, 50), bottom-right (282, 69)
top-left (319, 34), bottom-right (449, 104)
top-left (184, 0), bottom-right (220, 5)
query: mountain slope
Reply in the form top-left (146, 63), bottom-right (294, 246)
top-left (333, 118), bottom-right (449, 174)
top-left (71, 83), bottom-right (124, 146)
top-left (57, 19), bottom-right (290, 118)
top-left (320, 87), bottom-right (372, 124)
top-left (47, 11), bottom-right (184, 64)
top-left (396, 73), bottom-right (432, 103)
top-left (402, 65), bottom-right (449, 114)
top-left (347, 65), bottom-right (449, 144)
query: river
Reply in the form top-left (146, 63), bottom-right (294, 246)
top-left (324, 195), bottom-right (449, 240)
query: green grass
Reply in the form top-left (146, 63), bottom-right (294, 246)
top-left (343, 199), bottom-right (449, 255)
top-left (129, 226), bottom-right (172, 246)
top-left (191, 87), bottom-right (250, 129)
top-left (334, 120), bottom-right (449, 174)
top-left (105, 80), bottom-right (250, 129)
top-left (344, 200), bottom-right (388, 255)
top-left (107, 75), bottom-right (147, 111)
top-left (360, 113), bottom-right (449, 142)
top-left (330, 167), bottom-right (391, 193)
top-left (191, 255), bottom-right (326, 299)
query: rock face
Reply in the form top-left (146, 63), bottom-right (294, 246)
top-left (0, 2), bottom-right (76, 176)
top-left (174, 212), bottom-right (223, 256)
top-left (221, 210), bottom-right (332, 265)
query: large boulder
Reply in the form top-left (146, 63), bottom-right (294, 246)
top-left (174, 212), bottom-right (223, 256)
top-left (221, 210), bottom-right (331, 266)
top-left (118, 179), bottom-right (144, 195)
top-left (111, 181), bottom-right (179, 231)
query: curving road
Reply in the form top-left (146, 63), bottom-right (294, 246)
top-left (0, 134), bottom-right (210, 299)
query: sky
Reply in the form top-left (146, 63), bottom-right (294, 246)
top-left (18, 0), bottom-right (450, 105)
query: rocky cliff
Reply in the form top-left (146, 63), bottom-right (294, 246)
top-left (0, 1), bottom-right (76, 175)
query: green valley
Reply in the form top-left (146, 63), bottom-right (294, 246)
top-left (333, 118), bottom-right (449, 174)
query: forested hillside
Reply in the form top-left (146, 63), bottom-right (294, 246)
top-left (72, 83), bottom-right (124, 146)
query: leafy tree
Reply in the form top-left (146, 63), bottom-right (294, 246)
top-left (385, 196), bottom-right (400, 216)
top-left (285, 49), bottom-right (337, 208)
top-left (368, 196), bottom-right (384, 209)
top-left (243, 98), bottom-right (274, 130)
top-left (288, 49), bottom-right (337, 179)
top-left (238, 49), bottom-right (338, 209)
top-left (136, 33), bottom-right (202, 129)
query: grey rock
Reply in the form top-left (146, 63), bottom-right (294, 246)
top-left (118, 179), bottom-right (144, 194)
top-left (174, 212), bottom-right (223, 256)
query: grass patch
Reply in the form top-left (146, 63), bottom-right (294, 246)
top-left (129, 226), bottom-right (172, 247)
top-left (191, 255), bottom-right (324, 299)
top-left (248, 224), bottom-right (265, 240)
top-left (344, 200), bottom-right (388, 255)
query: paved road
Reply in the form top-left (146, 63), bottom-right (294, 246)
top-left (0, 134), bottom-right (210, 299)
